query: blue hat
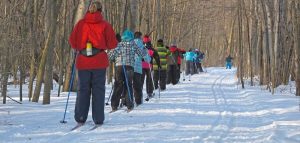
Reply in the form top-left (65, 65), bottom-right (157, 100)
top-left (121, 29), bottom-right (134, 41)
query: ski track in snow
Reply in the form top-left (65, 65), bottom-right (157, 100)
top-left (0, 67), bottom-right (300, 143)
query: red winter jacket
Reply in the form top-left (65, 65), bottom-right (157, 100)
top-left (177, 48), bottom-right (186, 65)
top-left (69, 11), bottom-right (118, 70)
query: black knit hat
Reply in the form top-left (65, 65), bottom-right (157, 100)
top-left (157, 39), bottom-right (163, 43)
top-left (134, 31), bottom-right (142, 39)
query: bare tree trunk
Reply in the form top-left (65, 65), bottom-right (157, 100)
top-left (58, 0), bottom-right (68, 97)
top-left (273, 0), bottom-right (287, 87)
top-left (243, 0), bottom-right (253, 86)
top-left (176, 2), bottom-right (186, 44)
top-left (28, 0), bottom-right (39, 101)
top-left (43, 0), bottom-right (63, 104)
top-left (151, 0), bottom-right (157, 41)
top-left (32, 0), bottom-right (62, 103)
top-left (238, 0), bottom-right (245, 88)
top-left (145, 1), bottom-right (150, 33)
top-left (129, 0), bottom-right (138, 31)
top-left (137, 0), bottom-right (144, 31)
top-left (266, 1), bottom-right (276, 93)
top-left (19, 44), bottom-right (24, 102)
top-left (1, 1), bottom-right (12, 104)
top-left (1, 48), bottom-right (10, 104)
top-left (168, 0), bottom-right (177, 44)
top-left (156, 0), bottom-right (161, 38)
top-left (261, 0), bottom-right (272, 90)
top-left (292, 1), bottom-right (300, 96)
top-left (259, 22), bottom-right (264, 85)
top-left (250, 0), bottom-right (259, 84)
top-left (123, 0), bottom-right (129, 31)
top-left (227, 16), bottom-right (237, 55)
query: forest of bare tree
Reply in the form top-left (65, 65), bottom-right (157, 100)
top-left (0, 0), bottom-right (299, 104)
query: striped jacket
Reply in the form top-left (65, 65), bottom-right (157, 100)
top-left (153, 46), bottom-right (169, 70)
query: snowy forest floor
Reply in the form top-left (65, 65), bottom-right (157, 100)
top-left (0, 67), bottom-right (300, 143)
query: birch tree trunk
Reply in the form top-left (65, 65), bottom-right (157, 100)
top-left (32, 0), bottom-right (62, 103)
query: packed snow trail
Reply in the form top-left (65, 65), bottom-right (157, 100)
top-left (0, 67), bottom-right (300, 143)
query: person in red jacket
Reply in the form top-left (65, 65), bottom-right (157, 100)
top-left (69, 1), bottom-right (118, 126)
top-left (177, 48), bottom-right (185, 81)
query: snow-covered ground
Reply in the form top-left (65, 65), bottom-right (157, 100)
top-left (1, 67), bottom-right (300, 143)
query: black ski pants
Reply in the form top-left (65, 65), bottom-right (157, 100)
top-left (154, 69), bottom-right (167, 90)
top-left (111, 66), bottom-right (134, 110)
top-left (142, 68), bottom-right (154, 95)
top-left (75, 69), bottom-right (106, 125)
top-left (133, 72), bottom-right (143, 105)
top-left (167, 65), bottom-right (178, 85)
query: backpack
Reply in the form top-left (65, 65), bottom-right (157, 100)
top-left (199, 52), bottom-right (204, 59)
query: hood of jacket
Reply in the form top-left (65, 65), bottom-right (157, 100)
top-left (169, 46), bottom-right (177, 53)
top-left (84, 11), bottom-right (103, 24)
top-left (121, 29), bottom-right (134, 41)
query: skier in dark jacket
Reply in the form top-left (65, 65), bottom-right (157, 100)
top-left (194, 49), bottom-right (205, 72)
top-left (69, 2), bottom-right (118, 125)
top-left (177, 48), bottom-right (185, 81)
top-left (167, 45), bottom-right (180, 85)
top-left (141, 35), bottom-right (161, 98)
top-left (225, 55), bottom-right (233, 69)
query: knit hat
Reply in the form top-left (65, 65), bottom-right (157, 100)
top-left (143, 35), bottom-right (151, 43)
top-left (157, 39), bottom-right (163, 43)
top-left (121, 29), bottom-right (134, 41)
top-left (157, 39), bottom-right (164, 46)
top-left (134, 31), bottom-right (142, 39)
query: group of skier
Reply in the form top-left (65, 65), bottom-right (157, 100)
top-left (108, 31), bottom-right (208, 113)
top-left (183, 48), bottom-right (205, 81)
top-left (68, 1), bottom-right (206, 127)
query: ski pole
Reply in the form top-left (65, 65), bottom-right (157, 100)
top-left (105, 83), bottom-right (114, 105)
top-left (158, 69), bottom-right (161, 98)
top-left (60, 52), bottom-right (77, 124)
top-left (122, 65), bottom-right (133, 103)
top-left (145, 64), bottom-right (157, 101)
top-left (149, 65), bottom-right (156, 91)
top-left (7, 96), bottom-right (22, 104)
top-left (182, 61), bottom-right (185, 81)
